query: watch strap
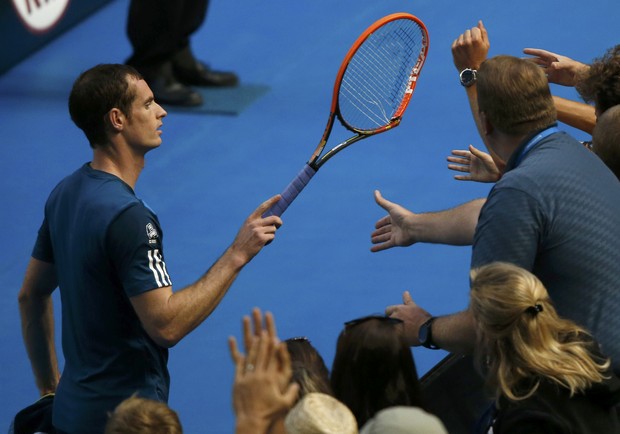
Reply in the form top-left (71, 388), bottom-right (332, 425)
top-left (419, 316), bottom-right (440, 350)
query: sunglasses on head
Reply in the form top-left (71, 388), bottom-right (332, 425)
top-left (286, 336), bottom-right (310, 343)
top-left (344, 314), bottom-right (403, 329)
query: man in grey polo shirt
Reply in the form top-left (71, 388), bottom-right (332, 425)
top-left (373, 23), bottom-right (620, 371)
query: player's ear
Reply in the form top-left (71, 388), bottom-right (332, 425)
top-left (106, 108), bottom-right (125, 132)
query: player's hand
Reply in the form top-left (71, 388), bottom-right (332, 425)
top-left (447, 144), bottom-right (501, 183)
top-left (385, 291), bottom-right (432, 346)
top-left (231, 195), bottom-right (283, 264)
top-left (452, 20), bottom-right (489, 71)
top-left (371, 191), bottom-right (419, 252)
top-left (523, 48), bottom-right (589, 87)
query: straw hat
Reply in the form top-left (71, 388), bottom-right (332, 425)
top-left (360, 406), bottom-right (448, 434)
top-left (284, 393), bottom-right (358, 434)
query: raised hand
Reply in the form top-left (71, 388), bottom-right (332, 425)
top-left (447, 144), bottom-right (501, 183)
top-left (523, 48), bottom-right (589, 87)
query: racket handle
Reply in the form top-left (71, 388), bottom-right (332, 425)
top-left (263, 164), bottom-right (317, 217)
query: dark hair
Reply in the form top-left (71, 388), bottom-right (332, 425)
top-left (576, 45), bottom-right (620, 113)
top-left (330, 316), bottom-right (422, 427)
top-left (68, 64), bottom-right (142, 148)
top-left (477, 55), bottom-right (556, 136)
top-left (285, 338), bottom-right (333, 397)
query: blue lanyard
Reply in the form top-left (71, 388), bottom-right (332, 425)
top-left (513, 126), bottom-right (560, 167)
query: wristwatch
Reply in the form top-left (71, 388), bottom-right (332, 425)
top-left (459, 68), bottom-right (478, 87)
top-left (418, 317), bottom-right (440, 349)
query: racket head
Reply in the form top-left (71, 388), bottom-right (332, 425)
top-left (334, 13), bottom-right (429, 134)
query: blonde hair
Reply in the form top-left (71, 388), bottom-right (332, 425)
top-left (469, 262), bottom-right (610, 403)
top-left (104, 395), bottom-right (183, 434)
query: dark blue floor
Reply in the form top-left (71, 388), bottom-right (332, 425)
top-left (1, 0), bottom-right (617, 432)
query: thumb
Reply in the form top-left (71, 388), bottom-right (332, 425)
top-left (402, 290), bottom-right (414, 305)
top-left (468, 144), bottom-right (486, 158)
top-left (282, 383), bottom-right (300, 408)
top-left (374, 190), bottom-right (394, 212)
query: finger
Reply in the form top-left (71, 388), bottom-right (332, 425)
top-left (450, 149), bottom-right (472, 157)
top-left (276, 342), bottom-right (292, 378)
top-left (371, 223), bottom-right (392, 237)
top-left (447, 156), bottom-right (470, 164)
top-left (370, 241), bottom-right (394, 253)
top-left (262, 215), bottom-right (283, 229)
top-left (470, 25), bottom-right (481, 41)
top-left (282, 383), bottom-right (301, 408)
top-left (463, 29), bottom-right (471, 43)
top-left (245, 334), bottom-right (259, 373)
top-left (254, 330), bottom-right (272, 371)
top-left (447, 164), bottom-right (471, 173)
top-left (385, 304), bottom-right (399, 316)
top-left (371, 232), bottom-right (392, 246)
top-left (522, 48), bottom-right (557, 62)
top-left (253, 195), bottom-right (282, 218)
top-left (228, 336), bottom-right (243, 365)
top-left (371, 234), bottom-right (392, 246)
top-left (454, 175), bottom-right (473, 181)
top-left (478, 20), bottom-right (487, 41)
top-left (264, 311), bottom-right (279, 343)
top-left (252, 307), bottom-right (263, 338)
top-left (469, 144), bottom-right (488, 158)
top-left (374, 215), bottom-right (391, 230)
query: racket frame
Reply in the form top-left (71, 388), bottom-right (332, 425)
top-left (309, 12), bottom-right (429, 170)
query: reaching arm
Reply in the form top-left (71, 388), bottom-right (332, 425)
top-left (553, 95), bottom-right (597, 134)
top-left (386, 291), bottom-right (476, 354)
top-left (18, 258), bottom-right (60, 396)
top-left (371, 190), bottom-right (485, 251)
top-left (452, 21), bottom-right (491, 147)
top-left (130, 195), bottom-right (283, 348)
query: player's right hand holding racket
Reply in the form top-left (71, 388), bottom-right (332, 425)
top-left (263, 12), bottom-right (429, 217)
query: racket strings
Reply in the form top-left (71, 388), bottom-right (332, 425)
top-left (339, 19), bottom-right (425, 131)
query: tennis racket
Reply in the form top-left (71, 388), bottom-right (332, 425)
top-left (263, 12), bottom-right (429, 217)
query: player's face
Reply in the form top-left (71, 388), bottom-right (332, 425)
top-left (124, 78), bottom-right (167, 151)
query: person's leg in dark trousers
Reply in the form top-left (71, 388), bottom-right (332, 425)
top-left (171, 0), bottom-right (239, 87)
top-left (126, 0), bottom-right (237, 106)
top-left (126, 0), bottom-right (203, 106)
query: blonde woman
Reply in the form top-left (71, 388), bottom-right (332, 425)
top-left (470, 262), bottom-right (620, 434)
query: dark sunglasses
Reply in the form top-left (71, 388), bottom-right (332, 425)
top-left (344, 314), bottom-right (403, 329)
top-left (286, 336), bottom-right (310, 343)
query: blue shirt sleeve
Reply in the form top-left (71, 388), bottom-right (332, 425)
top-left (32, 217), bottom-right (54, 263)
top-left (106, 202), bottom-right (173, 297)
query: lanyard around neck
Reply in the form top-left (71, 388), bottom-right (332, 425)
top-left (513, 126), bottom-right (560, 167)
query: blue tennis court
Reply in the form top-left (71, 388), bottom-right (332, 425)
top-left (1, 0), bottom-right (617, 431)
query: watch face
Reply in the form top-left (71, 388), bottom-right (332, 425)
top-left (460, 68), bottom-right (477, 87)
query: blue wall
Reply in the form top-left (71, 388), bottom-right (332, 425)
top-left (1, 0), bottom-right (113, 75)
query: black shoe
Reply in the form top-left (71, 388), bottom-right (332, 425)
top-left (138, 62), bottom-right (203, 107)
top-left (172, 47), bottom-right (239, 87)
